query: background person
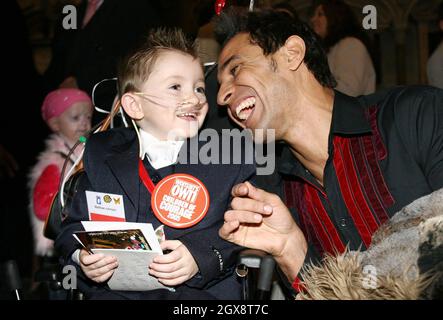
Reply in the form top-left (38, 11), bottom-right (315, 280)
top-left (427, 2), bottom-right (443, 89)
top-left (310, 0), bottom-right (376, 96)
top-left (43, 0), bottom-right (165, 124)
top-left (28, 88), bottom-right (92, 297)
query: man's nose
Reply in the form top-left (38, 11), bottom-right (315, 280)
top-left (217, 83), bottom-right (233, 107)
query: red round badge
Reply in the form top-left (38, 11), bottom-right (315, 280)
top-left (151, 174), bottom-right (210, 228)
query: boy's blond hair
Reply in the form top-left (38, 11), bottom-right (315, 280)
top-left (118, 28), bottom-right (198, 98)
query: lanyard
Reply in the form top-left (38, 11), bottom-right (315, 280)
top-left (138, 158), bottom-right (156, 194)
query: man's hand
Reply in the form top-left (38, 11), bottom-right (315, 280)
top-left (79, 249), bottom-right (118, 283)
top-left (219, 181), bottom-right (307, 281)
top-left (149, 240), bottom-right (199, 286)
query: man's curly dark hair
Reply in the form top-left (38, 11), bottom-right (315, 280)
top-left (214, 8), bottom-right (336, 88)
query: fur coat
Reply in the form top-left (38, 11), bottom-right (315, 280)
top-left (28, 134), bottom-right (82, 256)
top-left (298, 188), bottom-right (443, 300)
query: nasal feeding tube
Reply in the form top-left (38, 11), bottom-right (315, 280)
top-left (130, 90), bottom-right (206, 158)
top-left (132, 90), bottom-right (207, 110)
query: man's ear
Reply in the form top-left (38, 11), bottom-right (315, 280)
top-left (47, 117), bottom-right (60, 132)
top-left (284, 35), bottom-right (306, 71)
top-left (121, 93), bottom-right (144, 120)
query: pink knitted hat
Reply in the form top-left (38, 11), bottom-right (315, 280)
top-left (41, 88), bottom-right (92, 122)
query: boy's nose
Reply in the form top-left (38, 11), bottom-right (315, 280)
top-left (182, 92), bottom-right (201, 107)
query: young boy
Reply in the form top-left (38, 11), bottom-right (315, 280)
top-left (55, 28), bottom-right (255, 299)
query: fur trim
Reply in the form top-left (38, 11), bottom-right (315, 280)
top-left (28, 134), bottom-right (83, 256)
top-left (418, 215), bottom-right (443, 299)
top-left (30, 214), bottom-right (54, 257)
top-left (298, 189), bottom-right (443, 300)
top-left (297, 251), bottom-right (431, 300)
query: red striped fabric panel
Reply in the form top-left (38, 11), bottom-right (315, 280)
top-left (303, 187), bottom-right (335, 254)
top-left (306, 186), bottom-right (346, 254)
top-left (365, 106), bottom-right (395, 208)
top-left (285, 180), bottom-right (323, 255)
top-left (333, 137), bottom-right (377, 247)
top-left (285, 180), bottom-right (344, 256)
top-left (350, 137), bottom-right (390, 224)
top-left (367, 106), bottom-right (387, 160)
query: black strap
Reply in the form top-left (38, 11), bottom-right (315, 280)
top-left (53, 151), bottom-right (75, 165)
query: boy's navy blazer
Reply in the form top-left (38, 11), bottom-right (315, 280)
top-left (55, 128), bottom-right (255, 299)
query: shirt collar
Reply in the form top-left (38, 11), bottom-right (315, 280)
top-left (139, 129), bottom-right (184, 170)
top-left (276, 91), bottom-right (372, 179)
top-left (331, 90), bottom-right (372, 135)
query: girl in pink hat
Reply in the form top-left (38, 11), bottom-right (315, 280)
top-left (28, 88), bottom-right (93, 261)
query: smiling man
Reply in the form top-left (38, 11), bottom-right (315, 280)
top-left (215, 9), bottom-right (443, 293)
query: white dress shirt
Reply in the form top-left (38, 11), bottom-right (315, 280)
top-left (427, 41), bottom-right (443, 89)
top-left (139, 129), bottom-right (184, 169)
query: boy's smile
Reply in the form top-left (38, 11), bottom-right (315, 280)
top-left (135, 50), bottom-right (208, 140)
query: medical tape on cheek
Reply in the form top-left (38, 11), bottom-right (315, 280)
top-left (135, 91), bottom-right (181, 109)
top-left (176, 99), bottom-right (207, 115)
top-left (136, 90), bottom-right (206, 112)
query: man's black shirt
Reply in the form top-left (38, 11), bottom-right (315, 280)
top-left (255, 86), bottom-right (443, 263)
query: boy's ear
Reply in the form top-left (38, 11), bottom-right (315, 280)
top-left (283, 35), bottom-right (306, 71)
top-left (47, 117), bottom-right (60, 132)
top-left (121, 93), bottom-right (144, 120)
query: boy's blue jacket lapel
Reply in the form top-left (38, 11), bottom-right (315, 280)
top-left (105, 139), bottom-right (140, 213)
top-left (83, 128), bottom-right (141, 221)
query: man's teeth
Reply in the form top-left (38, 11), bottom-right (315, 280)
top-left (235, 97), bottom-right (256, 120)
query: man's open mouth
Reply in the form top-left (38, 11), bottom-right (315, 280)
top-left (235, 97), bottom-right (256, 122)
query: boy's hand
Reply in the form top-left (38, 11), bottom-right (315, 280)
top-left (79, 249), bottom-right (119, 283)
top-left (149, 240), bottom-right (199, 286)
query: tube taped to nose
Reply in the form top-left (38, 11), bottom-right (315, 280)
top-left (134, 91), bottom-right (206, 109)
